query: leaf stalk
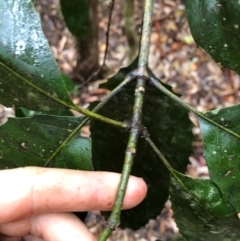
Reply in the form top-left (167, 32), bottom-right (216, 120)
top-left (150, 75), bottom-right (240, 140)
top-left (145, 135), bottom-right (216, 226)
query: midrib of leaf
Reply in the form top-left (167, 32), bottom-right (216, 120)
top-left (0, 61), bottom-right (75, 109)
top-left (200, 114), bottom-right (240, 139)
top-left (207, 108), bottom-right (240, 129)
top-left (0, 59), bottom-right (122, 124)
top-left (171, 171), bottom-right (217, 225)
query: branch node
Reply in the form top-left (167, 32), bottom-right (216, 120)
top-left (136, 86), bottom-right (145, 93)
top-left (141, 126), bottom-right (150, 139)
top-left (125, 121), bottom-right (131, 131)
top-left (136, 67), bottom-right (149, 80)
top-left (106, 220), bottom-right (117, 231)
top-left (128, 147), bottom-right (136, 156)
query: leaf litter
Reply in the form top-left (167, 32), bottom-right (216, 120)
top-left (1, 0), bottom-right (240, 240)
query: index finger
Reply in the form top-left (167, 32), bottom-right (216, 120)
top-left (0, 167), bottom-right (147, 224)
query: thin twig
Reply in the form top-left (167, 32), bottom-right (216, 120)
top-left (103, 0), bottom-right (115, 66)
top-left (144, 135), bottom-right (216, 224)
top-left (144, 135), bottom-right (175, 175)
top-left (98, 0), bottom-right (154, 240)
top-left (44, 72), bottom-right (136, 167)
top-left (93, 69), bottom-right (138, 111)
top-left (77, 69), bottom-right (102, 89)
top-left (149, 75), bottom-right (240, 140)
top-left (72, 105), bottom-right (126, 128)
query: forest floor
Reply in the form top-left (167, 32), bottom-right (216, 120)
top-left (1, 0), bottom-right (240, 240)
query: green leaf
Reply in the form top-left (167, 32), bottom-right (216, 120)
top-left (0, 0), bottom-right (74, 111)
top-left (15, 107), bottom-right (37, 118)
top-left (199, 105), bottom-right (240, 211)
top-left (60, 0), bottom-right (90, 37)
top-left (185, 0), bottom-right (240, 73)
top-left (61, 74), bottom-right (78, 95)
top-left (90, 62), bottom-right (193, 229)
top-left (170, 171), bottom-right (240, 241)
top-left (0, 115), bottom-right (92, 171)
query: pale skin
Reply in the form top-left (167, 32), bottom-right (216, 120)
top-left (0, 167), bottom-right (147, 241)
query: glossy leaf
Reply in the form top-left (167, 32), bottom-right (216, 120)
top-left (90, 62), bottom-right (193, 229)
top-left (170, 171), bottom-right (240, 241)
top-left (0, 115), bottom-right (92, 170)
top-left (199, 105), bottom-right (240, 211)
top-left (0, 0), bottom-right (73, 111)
top-left (61, 74), bottom-right (78, 95)
top-left (185, 0), bottom-right (240, 73)
top-left (60, 0), bottom-right (90, 37)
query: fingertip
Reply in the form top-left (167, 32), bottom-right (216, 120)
top-left (122, 176), bottom-right (147, 209)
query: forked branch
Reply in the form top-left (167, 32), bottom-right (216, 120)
top-left (45, 71), bottom-right (137, 167)
top-left (98, 0), bottom-right (154, 240)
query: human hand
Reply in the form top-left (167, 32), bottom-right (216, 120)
top-left (0, 167), bottom-right (147, 241)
